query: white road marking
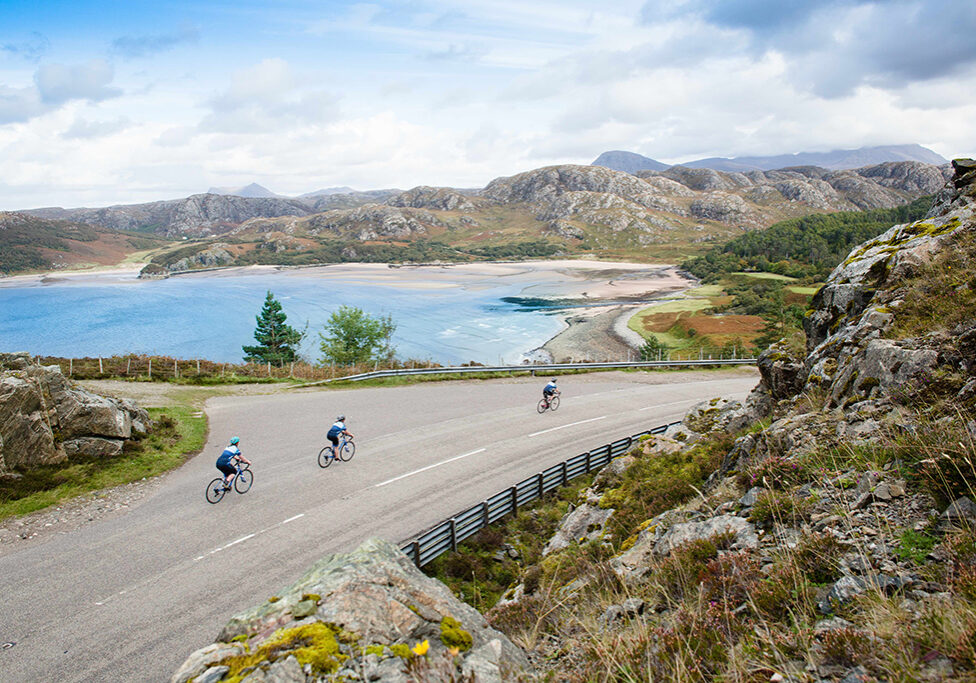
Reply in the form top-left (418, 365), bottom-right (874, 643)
top-left (222, 533), bottom-right (255, 550)
top-left (374, 448), bottom-right (487, 488)
top-left (528, 415), bottom-right (606, 437)
top-left (282, 513), bottom-right (305, 524)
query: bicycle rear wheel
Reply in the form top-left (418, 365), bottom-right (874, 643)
top-left (549, 395), bottom-right (560, 411)
top-left (339, 440), bottom-right (356, 462)
top-left (317, 446), bottom-right (334, 468)
top-left (235, 469), bottom-right (253, 494)
top-left (537, 398), bottom-right (548, 413)
top-left (206, 478), bottom-right (226, 504)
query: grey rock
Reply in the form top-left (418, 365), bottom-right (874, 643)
top-left (813, 617), bottom-right (853, 632)
top-left (171, 642), bottom-right (245, 683)
top-left (621, 598), bottom-right (645, 617)
top-left (943, 497), bottom-right (976, 524)
top-left (62, 437), bottom-right (124, 459)
top-left (0, 358), bottom-right (150, 476)
top-left (176, 538), bottom-right (528, 681)
top-left (739, 487), bottom-right (762, 507)
top-left (543, 503), bottom-right (614, 556)
top-left (196, 667), bottom-right (231, 683)
top-left (263, 655), bottom-right (304, 682)
top-left (654, 515), bottom-right (759, 557)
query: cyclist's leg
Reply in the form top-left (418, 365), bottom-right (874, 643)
top-left (328, 435), bottom-right (339, 460)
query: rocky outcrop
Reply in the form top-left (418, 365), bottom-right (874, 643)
top-left (173, 538), bottom-right (528, 683)
top-left (26, 194), bottom-right (314, 238)
top-left (0, 352), bottom-right (149, 475)
top-left (387, 186), bottom-right (480, 212)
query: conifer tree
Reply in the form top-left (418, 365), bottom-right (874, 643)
top-left (242, 291), bottom-right (305, 366)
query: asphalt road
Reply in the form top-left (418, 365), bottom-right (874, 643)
top-left (0, 370), bottom-right (757, 682)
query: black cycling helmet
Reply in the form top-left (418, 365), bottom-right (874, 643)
top-left (336, 415), bottom-right (345, 421)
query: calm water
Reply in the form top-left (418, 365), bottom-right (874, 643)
top-left (0, 269), bottom-right (567, 365)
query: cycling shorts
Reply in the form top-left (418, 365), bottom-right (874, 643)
top-left (328, 434), bottom-right (339, 447)
top-left (216, 459), bottom-right (236, 476)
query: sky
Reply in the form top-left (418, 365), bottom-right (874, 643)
top-left (1, 0), bottom-right (974, 209)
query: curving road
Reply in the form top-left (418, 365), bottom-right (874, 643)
top-left (0, 370), bottom-right (757, 682)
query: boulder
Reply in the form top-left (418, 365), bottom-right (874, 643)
top-left (176, 538), bottom-right (528, 682)
top-left (0, 355), bottom-right (150, 475)
top-left (543, 503), bottom-right (614, 556)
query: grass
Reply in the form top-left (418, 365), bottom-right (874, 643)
top-left (0, 405), bottom-right (207, 520)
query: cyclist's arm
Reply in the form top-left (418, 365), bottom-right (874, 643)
top-left (235, 453), bottom-right (252, 465)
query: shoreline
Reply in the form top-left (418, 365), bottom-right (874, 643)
top-left (1, 259), bottom-right (695, 364)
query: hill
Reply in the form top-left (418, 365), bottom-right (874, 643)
top-left (594, 144), bottom-right (948, 173)
top-left (12, 160), bottom-right (950, 276)
top-left (0, 212), bottom-right (170, 274)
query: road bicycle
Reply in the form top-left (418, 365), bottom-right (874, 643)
top-left (205, 461), bottom-right (253, 504)
top-left (537, 393), bottom-right (560, 413)
top-left (318, 435), bottom-right (356, 468)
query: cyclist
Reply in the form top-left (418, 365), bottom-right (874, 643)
top-left (327, 416), bottom-right (354, 462)
top-left (542, 378), bottom-right (560, 407)
top-left (216, 437), bottom-right (251, 491)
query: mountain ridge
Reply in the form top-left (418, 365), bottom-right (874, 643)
top-left (594, 144), bottom-right (948, 174)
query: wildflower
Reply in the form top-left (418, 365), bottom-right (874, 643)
top-left (411, 639), bottom-right (429, 656)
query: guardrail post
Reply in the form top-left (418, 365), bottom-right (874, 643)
top-left (450, 519), bottom-right (457, 552)
top-left (585, 450), bottom-right (592, 472)
top-left (537, 472), bottom-right (544, 499)
top-left (561, 461), bottom-right (568, 486)
top-left (412, 541), bottom-right (421, 567)
top-left (482, 500), bottom-right (489, 529)
top-left (510, 486), bottom-right (518, 515)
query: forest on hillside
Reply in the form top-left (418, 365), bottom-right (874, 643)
top-left (681, 194), bottom-right (934, 282)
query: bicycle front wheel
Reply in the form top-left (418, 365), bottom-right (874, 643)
top-left (537, 398), bottom-right (548, 413)
top-left (235, 469), bottom-right (253, 494)
top-left (339, 440), bottom-right (356, 462)
top-left (549, 395), bottom-right (560, 411)
top-left (206, 478), bottom-right (226, 504)
top-left (317, 446), bottom-right (334, 468)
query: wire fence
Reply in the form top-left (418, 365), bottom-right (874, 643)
top-left (32, 354), bottom-right (444, 382)
top-left (399, 420), bottom-right (678, 567)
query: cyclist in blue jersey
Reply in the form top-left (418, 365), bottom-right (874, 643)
top-left (542, 378), bottom-right (560, 407)
top-left (215, 437), bottom-right (251, 490)
top-left (327, 416), bottom-right (354, 461)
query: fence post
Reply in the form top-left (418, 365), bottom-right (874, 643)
top-left (267, 361), bottom-right (271, 376)
top-left (510, 486), bottom-right (518, 515)
top-left (98, 357), bottom-right (103, 374)
top-left (197, 359), bottom-right (201, 375)
top-left (148, 358), bottom-right (152, 380)
top-left (126, 358), bottom-right (131, 375)
top-left (290, 362), bottom-right (294, 378)
top-left (450, 519), bottom-right (457, 552)
top-left (174, 359), bottom-right (179, 378)
top-left (69, 358), bottom-right (73, 376)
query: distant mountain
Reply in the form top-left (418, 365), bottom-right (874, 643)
top-left (683, 144), bottom-right (948, 172)
top-left (594, 144), bottom-right (948, 174)
top-left (592, 151), bottom-right (669, 174)
top-left (206, 183), bottom-right (280, 198)
top-left (298, 187), bottom-right (357, 198)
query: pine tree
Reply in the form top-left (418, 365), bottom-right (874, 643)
top-left (242, 291), bottom-right (305, 366)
